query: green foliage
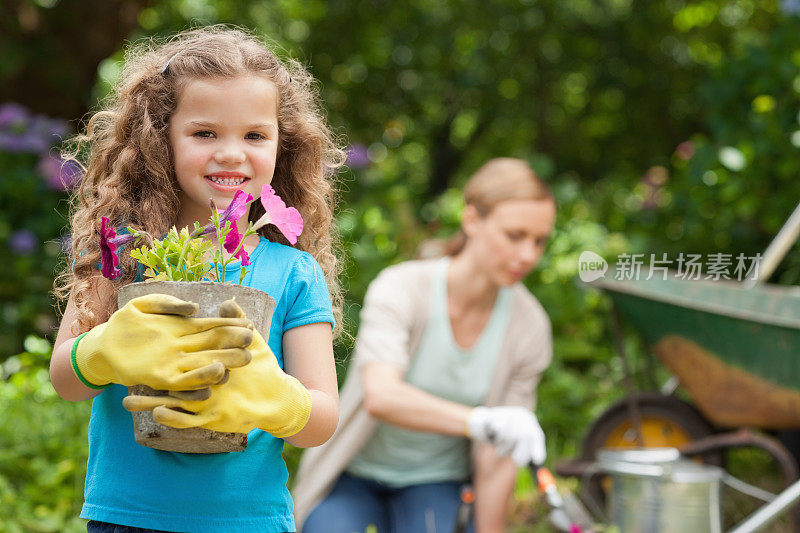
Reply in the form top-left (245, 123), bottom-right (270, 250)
top-left (5, 1), bottom-right (800, 529)
top-left (0, 103), bottom-right (73, 360)
top-left (0, 336), bottom-right (89, 533)
top-left (129, 225), bottom-right (215, 282)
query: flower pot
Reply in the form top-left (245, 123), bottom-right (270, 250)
top-left (117, 281), bottom-right (275, 454)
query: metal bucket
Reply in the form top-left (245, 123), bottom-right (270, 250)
top-left (598, 448), bottom-right (723, 533)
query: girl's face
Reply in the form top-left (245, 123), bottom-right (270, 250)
top-left (462, 198), bottom-right (556, 286)
top-left (169, 75), bottom-right (279, 228)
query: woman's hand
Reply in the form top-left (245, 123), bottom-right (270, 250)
top-left (467, 405), bottom-right (546, 466)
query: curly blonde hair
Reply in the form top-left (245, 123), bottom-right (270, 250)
top-left (55, 26), bottom-right (346, 336)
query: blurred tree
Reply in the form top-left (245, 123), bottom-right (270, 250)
top-left (0, 0), bottom-right (146, 118)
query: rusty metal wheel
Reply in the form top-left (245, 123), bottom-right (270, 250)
top-left (578, 393), bottom-right (721, 514)
top-left (581, 393), bottom-right (716, 453)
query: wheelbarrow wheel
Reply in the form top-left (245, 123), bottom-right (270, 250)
top-left (578, 393), bottom-right (722, 510)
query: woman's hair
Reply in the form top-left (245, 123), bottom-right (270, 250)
top-left (55, 26), bottom-right (346, 336)
top-left (442, 157), bottom-right (554, 256)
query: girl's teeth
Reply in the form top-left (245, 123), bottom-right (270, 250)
top-left (209, 176), bottom-right (246, 186)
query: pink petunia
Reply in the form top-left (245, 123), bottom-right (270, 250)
top-left (222, 221), bottom-right (251, 266)
top-left (98, 217), bottom-right (135, 279)
top-left (251, 185), bottom-right (304, 245)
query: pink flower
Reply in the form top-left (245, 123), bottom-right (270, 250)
top-left (223, 221), bottom-right (251, 266)
top-left (252, 185), bottom-right (304, 245)
top-left (99, 217), bottom-right (135, 279)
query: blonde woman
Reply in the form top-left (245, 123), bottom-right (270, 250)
top-left (295, 158), bottom-right (556, 533)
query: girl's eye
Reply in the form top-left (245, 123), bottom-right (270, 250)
top-left (246, 132), bottom-right (267, 141)
top-left (506, 231), bottom-right (525, 242)
top-left (193, 130), bottom-right (214, 138)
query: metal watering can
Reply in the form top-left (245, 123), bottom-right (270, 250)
top-left (598, 448), bottom-right (724, 533)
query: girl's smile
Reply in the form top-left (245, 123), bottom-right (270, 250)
top-left (206, 171), bottom-right (250, 189)
top-left (169, 75), bottom-right (279, 230)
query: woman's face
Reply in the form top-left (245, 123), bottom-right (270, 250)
top-left (463, 198), bottom-right (556, 286)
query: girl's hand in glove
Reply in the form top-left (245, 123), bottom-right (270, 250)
top-left (72, 293), bottom-right (254, 390)
top-left (122, 300), bottom-right (312, 439)
top-left (467, 406), bottom-right (546, 466)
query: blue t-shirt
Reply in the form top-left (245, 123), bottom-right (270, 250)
top-left (80, 239), bottom-right (334, 532)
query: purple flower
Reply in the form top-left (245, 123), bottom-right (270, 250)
top-left (99, 217), bottom-right (136, 279)
top-left (0, 131), bottom-right (49, 153)
top-left (0, 103), bottom-right (29, 130)
top-left (37, 154), bottom-right (83, 191)
top-left (782, 0), bottom-right (800, 15)
top-left (219, 190), bottom-right (253, 227)
top-left (345, 143), bottom-right (370, 169)
top-left (0, 104), bottom-right (69, 154)
top-left (9, 229), bottom-right (38, 255)
top-left (197, 190), bottom-right (254, 237)
top-left (28, 115), bottom-right (69, 147)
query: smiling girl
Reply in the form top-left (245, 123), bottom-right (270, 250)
top-left (51, 26), bottom-right (344, 533)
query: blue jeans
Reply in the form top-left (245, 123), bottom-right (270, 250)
top-left (87, 521), bottom-right (181, 533)
top-left (303, 473), bottom-right (474, 533)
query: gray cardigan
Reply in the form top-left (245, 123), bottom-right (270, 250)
top-left (292, 259), bottom-right (553, 529)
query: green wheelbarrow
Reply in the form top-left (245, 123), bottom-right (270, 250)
top-left (556, 203), bottom-right (800, 532)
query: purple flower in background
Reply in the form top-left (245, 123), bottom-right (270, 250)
top-left (37, 154), bottom-right (83, 191)
top-left (0, 102), bottom-right (69, 154)
top-left (0, 103), bottom-right (29, 130)
top-left (345, 143), bottom-right (370, 169)
top-left (9, 229), bottom-right (38, 255)
top-left (0, 131), bottom-right (48, 153)
top-left (28, 115), bottom-right (69, 147)
top-left (782, 0), bottom-right (800, 15)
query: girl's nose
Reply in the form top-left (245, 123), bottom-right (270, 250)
top-left (214, 145), bottom-right (246, 165)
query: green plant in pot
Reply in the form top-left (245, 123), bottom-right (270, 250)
top-left (98, 186), bottom-right (302, 453)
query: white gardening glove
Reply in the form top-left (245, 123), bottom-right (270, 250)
top-left (467, 406), bottom-right (547, 466)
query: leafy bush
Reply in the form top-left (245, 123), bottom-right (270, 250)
top-left (0, 102), bottom-right (77, 361)
top-left (0, 336), bottom-right (89, 533)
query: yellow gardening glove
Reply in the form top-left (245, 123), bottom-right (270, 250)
top-left (122, 301), bottom-right (312, 438)
top-left (72, 293), bottom-right (254, 390)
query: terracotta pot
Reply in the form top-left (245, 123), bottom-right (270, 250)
top-left (117, 281), bottom-right (274, 454)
